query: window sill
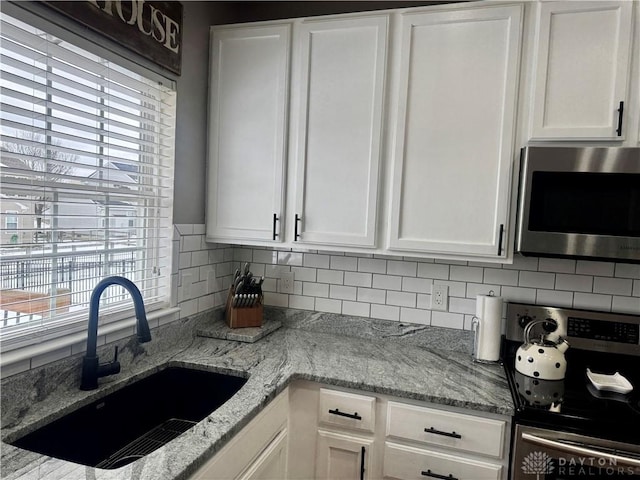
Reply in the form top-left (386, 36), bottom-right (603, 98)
top-left (0, 307), bottom-right (181, 373)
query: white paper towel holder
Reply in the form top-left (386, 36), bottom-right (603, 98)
top-left (472, 291), bottom-right (502, 365)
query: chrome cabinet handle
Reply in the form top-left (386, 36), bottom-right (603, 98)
top-left (424, 427), bottom-right (462, 439)
top-left (294, 214), bottom-right (301, 241)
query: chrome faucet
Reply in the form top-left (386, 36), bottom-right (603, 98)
top-left (80, 276), bottom-right (151, 390)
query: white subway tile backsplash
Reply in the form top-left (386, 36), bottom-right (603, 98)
top-left (593, 277), bottom-right (633, 296)
top-left (303, 282), bottom-right (329, 298)
top-left (402, 277), bottom-right (432, 294)
top-left (466, 283), bottom-right (500, 298)
top-left (573, 292), bottom-right (612, 311)
top-left (291, 266), bottom-right (317, 282)
top-left (506, 255), bottom-right (538, 271)
top-left (612, 296), bottom-right (640, 315)
top-left (555, 274), bottom-right (593, 293)
top-left (386, 291), bottom-right (416, 308)
top-left (431, 311), bottom-right (464, 329)
top-left (358, 258), bottom-right (386, 274)
top-left (304, 253), bottom-right (330, 269)
top-left (519, 271), bottom-right (555, 289)
top-left (317, 269), bottom-right (344, 285)
top-left (289, 295), bottom-right (315, 311)
top-left (536, 289), bottom-right (573, 307)
top-left (253, 249), bottom-right (278, 264)
top-left (173, 231), bottom-right (640, 336)
top-left (538, 258), bottom-right (576, 274)
top-left (344, 271), bottom-right (372, 288)
top-left (357, 287), bottom-right (386, 304)
top-left (449, 297), bottom-right (475, 315)
top-left (264, 292), bottom-right (289, 307)
top-left (371, 304), bottom-right (400, 321)
top-left (278, 251), bottom-right (303, 266)
top-left (501, 286), bottom-right (536, 304)
top-left (315, 297), bottom-right (342, 314)
top-left (387, 260), bottom-right (417, 277)
top-left (483, 268), bottom-right (518, 286)
top-left (330, 255), bottom-right (358, 271)
top-left (417, 294), bottom-right (431, 309)
top-left (417, 263), bottom-right (449, 280)
top-left (400, 307), bottom-right (430, 325)
top-left (342, 301), bottom-right (370, 317)
top-left (372, 274), bottom-right (402, 291)
top-left (450, 266), bottom-right (483, 283)
top-left (330, 285), bottom-right (357, 301)
top-left (615, 263), bottom-right (640, 279)
top-left (576, 260), bottom-right (615, 277)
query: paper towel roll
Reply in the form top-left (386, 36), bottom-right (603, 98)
top-left (474, 294), bottom-right (503, 362)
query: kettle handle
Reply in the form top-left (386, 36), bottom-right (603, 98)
top-left (523, 319), bottom-right (548, 344)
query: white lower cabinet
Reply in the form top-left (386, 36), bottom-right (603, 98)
top-left (190, 388), bottom-right (289, 480)
top-left (383, 443), bottom-right (502, 480)
top-left (190, 382), bottom-right (510, 480)
top-left (316, 430), bottom-right (374, 480)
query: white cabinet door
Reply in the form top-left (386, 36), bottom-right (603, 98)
top-left (316, 430), bottom-right (374, 480)
top-left (239, 429), bottom-right (288, 480)
top-left (530, 1), bottom-right (634, 140)
top-left (206, 24), bottom-right (290, 242)
top-left (388, 5), bottom-right (522, 258)
top-left (292, 16), bottom-right (387, 247)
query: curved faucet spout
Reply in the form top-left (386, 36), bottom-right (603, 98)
top-left (81, 276), bottom-right (151, 390)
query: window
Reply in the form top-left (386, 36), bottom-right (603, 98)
top-left (0, 12), bottom-right (176, 348)
top-left (4, 210), bottom-right (18, 230)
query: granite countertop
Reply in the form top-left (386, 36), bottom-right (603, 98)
top-left (0, 307), bottom-right (513, 480)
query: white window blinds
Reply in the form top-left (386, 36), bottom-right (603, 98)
top-left (0, 12), bottom-right (176, 346)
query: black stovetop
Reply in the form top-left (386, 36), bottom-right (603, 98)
top-left (503, 339), bottom-right (640, 446)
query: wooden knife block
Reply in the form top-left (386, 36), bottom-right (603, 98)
top-left (225, 286), bottom-right (263, 328)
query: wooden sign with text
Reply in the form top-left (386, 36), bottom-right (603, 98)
top-left (42, 0), bottom-right (183, 75)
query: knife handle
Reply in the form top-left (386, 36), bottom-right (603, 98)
top-left (294, 214), bottom-right (301, 241)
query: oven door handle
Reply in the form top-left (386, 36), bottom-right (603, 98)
top-left (522, 433), bottom-right (640, 468)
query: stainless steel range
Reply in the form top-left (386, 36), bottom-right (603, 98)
top-left (503, 303), bottom-right (640, 479)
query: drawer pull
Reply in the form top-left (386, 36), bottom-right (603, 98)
top-left (424, 427), bottom-right (462, 439)
top-left (421, 469), bottom-right (458, 480)
top-left (328, 408), bottom-right (362, 420)
top-left (360, 446), bottom-right (366, 480)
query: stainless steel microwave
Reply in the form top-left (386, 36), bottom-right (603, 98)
top-left (515, 146), bottom-right (640, 263)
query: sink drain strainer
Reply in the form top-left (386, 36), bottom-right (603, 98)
top-left (96, 418), bottom-right (196, 469)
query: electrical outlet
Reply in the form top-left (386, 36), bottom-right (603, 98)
top-left (279, 272), bottom-right (294, 294)
top-left (432, 284), bottom-right (448, 311)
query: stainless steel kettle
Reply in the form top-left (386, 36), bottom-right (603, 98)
top-left (515, 319), bottom-right (569, 380)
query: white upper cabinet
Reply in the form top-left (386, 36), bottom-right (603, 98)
top-left (388, 5), bottom-right (523, 258)
top-left (206, 25), bottom-right (290, 242)
top-left (529, 1), bottom-right (634, 140)
top-left (291, 16), bottom-right (387, 247)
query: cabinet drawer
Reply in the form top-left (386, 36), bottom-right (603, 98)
top-left (386, 402), bottom-right (506, 458)
top-left (318, 388), bottom-right (376, 433)
top-left (383, 442), bottom-right (502, 480)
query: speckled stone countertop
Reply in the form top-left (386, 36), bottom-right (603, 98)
top-left (1, 307), bottom-right (513, 480)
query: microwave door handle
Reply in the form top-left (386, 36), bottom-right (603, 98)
top-left (521, 433), bottom-right (640, 469)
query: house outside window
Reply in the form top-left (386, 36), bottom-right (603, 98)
top-left (4, 210), bottom-right (18, 230)
top-left (0, 10), bottom-right (176, 350)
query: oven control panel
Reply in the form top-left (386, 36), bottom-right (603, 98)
top-left (506, 303), bottom-right (640, 356)
top-left (567, 316), bottom-right (639, 344)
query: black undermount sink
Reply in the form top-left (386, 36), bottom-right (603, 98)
top-left (11, 367), bottom-right (247, 469)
